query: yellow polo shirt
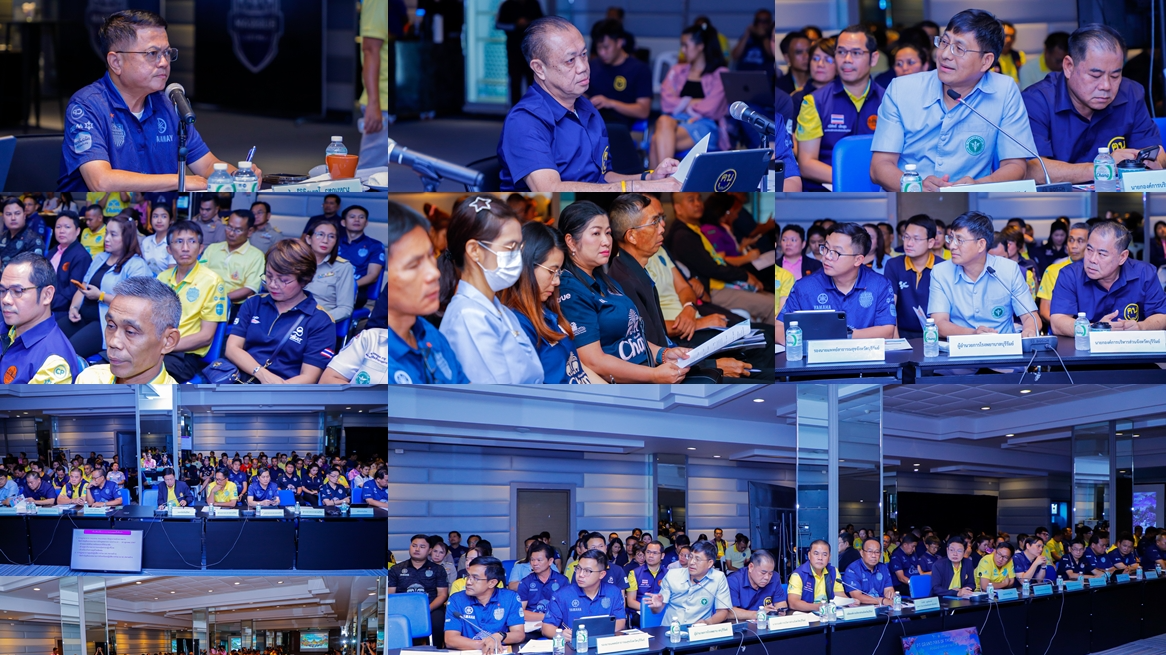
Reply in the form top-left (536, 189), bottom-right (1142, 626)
top-left (81, 225), bottom-right (106, 257)
top-left (974, 556), bottom-right (1015, 587)
top-left (157, 262), bottom-right (228, 356)
top-left (212, 480), bottom-right (239, 504)
top-left (1037, 258), bottom-right (1072, 301)
top-left (202, 240), bottom-right (265, 298)
top-left (77, 364), bottom-right (178, 384)
top-left (905, 252), bottom-right (935, 284)
top-left (1043, 538), bottom-right (1064, 562)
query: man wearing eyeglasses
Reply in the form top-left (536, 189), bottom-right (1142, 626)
top-left (842, 538), bottom-right (895, 606)
top-left (59, 10), bottom-right (262, 192)
top-left (445, 556), bottom-right (525, 655)
top-left (928, 211), bottom-right (1039, 338)
top-left (155, 221), bottom-right (228, 382)
top-left (776, 223), bottom-right (896, 345)
top-left (870, 9), bottom-right (1036, 191)
top-left (541, 549), bottom-right (627, 639)
top-left (643, 540), bottom-right (732, 625)
top-left (795, 25), bottom-right (886, 191)
top-left (0, 253), bottom-right (77, 383)
top-left (883, 215), bottom-right (937, 339)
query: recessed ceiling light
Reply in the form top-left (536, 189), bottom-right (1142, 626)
top-left (981, 407), bottom-right (990, 411)
top-left (713, 455), bottom-right (721, 458)
top-left (277, 581), bottom-right (283, 584)
top-left (752, 398), bottom-right (764, 403)
top-left (687, 447), bottom-right (696, 450)
top-left (170, 591), bottom-right (176, 594)
top-left (346, 407), bottom-right (351, 410)
top-left (234, 582), bottom-right (240, 585)
top-left (1006, 434), bottom-right (1014, 437)
top-left (1020, 390), bottom-right (1031, 394)
top-left (33, 588), bottom-right (39, 591)
top-left (1134, 434), bottom-right (1140, 438)
top-left (135, 581), bottom-right (141, 584)
top-left (913, 463), bottom-right (920, 466)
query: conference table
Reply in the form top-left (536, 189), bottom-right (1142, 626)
top-left (388, 576), bottom-right (1166, 655)
top-left (775, 336), bottom-right (1166, 383)
top-left (0, 504), bottom-right (386, 571)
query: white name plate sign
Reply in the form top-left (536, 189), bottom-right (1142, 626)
top-left (1089, 330), bottom-right (1166, 354)
top-left (806, 338), bottom-right (885, 364)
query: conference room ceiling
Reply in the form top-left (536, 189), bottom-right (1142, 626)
top-left (882, 385), bottom-right (1142, 418)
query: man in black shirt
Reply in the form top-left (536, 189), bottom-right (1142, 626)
top-left (838, 531), bottom-right (861, 572)
top-left (389, 534), bottom-right (450, 647)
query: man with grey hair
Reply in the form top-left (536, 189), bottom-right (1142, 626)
top-left (728, 549), bottom-right (787, 616)
top-left (76, 276), bottom-right (182, 383)
top-left (497, 16), bottom-right (681, 192)
top-left (0, 252), bottom-right (78, 383)
top-left (1049, 220), bottom-right (1166, 335)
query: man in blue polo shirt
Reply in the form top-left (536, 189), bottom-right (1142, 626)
top-left (871, 9), bottom-right (1035, 190)
top-left (728, 550), bottom-right (787, 615)
top-left (361, 468), bottom-right (388, 509)
top-left (246, 468), bottom-right (281, 507)
top-left (59, 11), bottom-right (259, 191)
top-left (1049, 221), bottom-right (1166, 336)
top-left (275, 461), bottom-right (302, 496)
top-left (517, 542), bottom-right (568, 620)
top-left (540, 549), bottom-right (627, 639)
top-left (586, 20), bottom-right (651, 129)
top-left (446, 556), bottom-right (525, 654)
top-left (84, 468), bottom-right (123, 507)
top-left (1113, 533), bottom-right (1141, 574)
top-left (777, 223), bottom-right (896, 344)
top-left (843, 538), bottom-right (895, 606)
top-left (338, 205), bottom-right (385, 309)
top-left (1084, 533), bottom-right (1119, 575)
top-left (883, 215), bottom-right (937, 338)
top-left (571, 533), bottom-right (629, 592)
top-left (0, 253), bottom-right (78, 383)
top-left (1141, 532), bottom-right (1166, 570)
top-left (1022, 25), bottom-right (1165, 184)
top-left (497, 16), bottom-right (679, 191)
top-left (929, 211), bottom-right (1039, 337)
top-left (889, 533), bottom-right (920, 595)
top-left (18, 471), bottom-right (56, 506)
top-left (228, 459), bottom-right (249, 497)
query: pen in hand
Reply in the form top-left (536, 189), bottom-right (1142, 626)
top-left (246, 146), bottom-right (256, 162)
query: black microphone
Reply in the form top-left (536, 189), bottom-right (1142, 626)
top-left (945, 89), bottom-right (1071, 192)
top-left (729, 101), bottom-right (776, 137)
top-left (388, 138), bottom-right (485, 190)
top-left (165, 83), bottom-right (196, 125)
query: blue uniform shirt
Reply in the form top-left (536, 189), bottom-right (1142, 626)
top-left (630, 564), bottom-right (667, 602)
top-left (440, 281), bottom-right (543, 384)
top-left (726, 566), bottom-right (787, 610)
top-left (227, 470), bottom-right (248, 490)
top-left (275, 472), bottom-right (302, 490)
top-left (928, 254), bottom-right (1037, 332)
top-left (842, 559), bottom-right (893, 598)
top-left (587, 57), bottom-right (653, 128)
top-left (22, 479), bottom-right (55, 501)
top-left (0, 317), bottom-right (78, 383)
top-left (89, 479), bottom-right (120, 503)
top-left (882, 254), bottom-right (934, 335)
top-left (498, 83), bottom-right (611, 191)
top-left (1113, 549), bottom-right (1139, 568)
top-left (1012, 551), bottom-right (1039, 577)
top-left (1057, 553), bottom-right (1092, 579)
top-left (388, 316), bottom-right (468, 384)
top-left (338, 233), bottom-right (386, 279)
top-left (1023, 73), bottom-right (1161, 164)
top-left (517, 569), bottom-right (570, 614)
top-left (778, 266), bottom-right (896, 331)
top-left (572, 562), bottom-right (630, 591)
top-left (1049, 258), bottom-right (1166, 323)
top-left (514, 308), bottom-right (590, 384)
top-left (1084, 548), bottom-right (1118, 572)
top-left (917, 551), bottom-right (939, 573)
top-left (247, 481), bottom-right (279, 502)
top-left (542, 581), bottom-right (627, 630)
top-left (361, 479), bottom-right (387, 503)
top-left (445, 588), bottom-right (525, 640)
top-left (60, 72), bottom-right (211, 191)
top-left (229, 292), bottom-right (337, 378)
top-left (872, 70), bottom-right (1036, 182)
top-left (558, 268), bottom-right (650, 365)
top-left (320, 482), bottom-right (349, 504)
top-left (302, 474), bottom-right (323, 492)
top-left (889, 547), bottom-right (920, 578)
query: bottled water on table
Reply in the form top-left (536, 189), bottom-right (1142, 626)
top-left (900, 164), bottom-right (923, 192)
top-left (1074, 312), bottom-right (1090, 350)
top-left (786, 321), bottom-right (803, 361)
top-left (923, 318), bottom-right (939, 357)
top-left (575, 624), bottom-right (588, 652)
top-left (233, 161), bottom-right (259, 193)
top-left (1094, 148), bottom-right (1117, 192)
top-left (326, 136), bottom-right (348, 158)
top-left (207, 163), bottom-right (234, 192)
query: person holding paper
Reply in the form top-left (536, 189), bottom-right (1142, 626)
top-left (931, 537), bottom-right (976, 597)
top-left (870, 9), bottom-right (1035, 191)
top-left (540, 549), bottom-right (627, 639)
top-left (496, 17), bottom-right (680, 191)
top-left (928, 211), bottom-right (1039, 338)
top-left (974, 541), bottom-right (1016, 591)
top-left (1021, 24), bottom-right (1166, 184)
top-left (1049, 221), bottom-right (1166, 336)
top-left (776, 223), bottom-right (896, 345)
top-left (728, 550), bottom-right (787, 617)
top-left (842, 538), bottom-right (895, 606)
top-left (643, 540), bottom-right (731, 625)
top-left (445, 556), bottom-right (525, 655)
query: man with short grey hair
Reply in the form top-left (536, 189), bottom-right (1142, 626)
top-left (76, 276), bottom-right (182, 383)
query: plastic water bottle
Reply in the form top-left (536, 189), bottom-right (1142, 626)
top-left (1094, 148), bottom-right (1117, 191)
top-left (786, 321), bottom-right (803, 362)
top-left (756, 608), bottom-right (766, 625)
top-left (892, 591), bottom-right (902, 612)
top-left (986, 582), bottom-right (995, 601)
top-left (575, 624), bottom-right (588, 652)
top-left (233, 161), bottom-right (258, 193)
top-left (207, 163), bottom-right (234, 192)
top-left (326, 136), bottom-right (348, 158)
top-left (900, 164), bottom-right (923, 192)
top-left (1074, 312), bottom-right (1090, 351)
top-left (923, 318), bottom-right (939, 358)
top-left (553, 629), bottom-right (565, 655)
top-left (824, 603), bottom-right (835, 623)
top-left (294, 501), bottom-right (301, 515)
top-left (1057, 577), bottom-right (1065, 593)
top-left (1022, 578), bottom-right (1031, 595)
top-left (669, 618), bottom-right (681, 643)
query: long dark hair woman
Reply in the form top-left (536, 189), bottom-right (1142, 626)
top-left (555, 200), bottom-right (689, 383)
top-left (499, 221), bottom-right (594, 384)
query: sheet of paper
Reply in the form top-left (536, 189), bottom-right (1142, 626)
top-left (519, 641), bottom-right (553, 653)
top-left (750, 249), bottom-right (776, 270)
top-left (671, 134), bottom-right (711, 186)
top-left (524, 621), bottom-right (544, 633)
top-left (677, 321), bottom-right (749, 368)
top-left (913, 306), bottom-right (927, 326)
top-left (883, 339), bottom-right (913, 351)
top-left (774, 344), bottom-right (786, 354)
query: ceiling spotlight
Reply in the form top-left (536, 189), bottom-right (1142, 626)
top-left (234, 582), bottom-right (240, 585)
top-left (1006, 434), bottom-right (1014, 437)
top-left (1134, 434), bottom-right (1140, 438)
top-left (687, 447), bottom-right (696, 451)
top-left (981, 407), bottom-right (990, 411)
top-left (713, 455), bottom-right (721, 458)
top-left (1020, 390), bottom-right (1031, 394)
top-left (170, 591), bottom-right (176, 594)
top-left (135, 581), bottom-right (141, 585)
top-left (752, 398), bottom-right (764, 403)
top-left (33, 588), bottom-right (39, 591)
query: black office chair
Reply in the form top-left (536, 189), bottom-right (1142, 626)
top-left (3, 133), bottom-right (63, 190)
top-left (464, 156), bottom-right (501, 192)
top-left (605, 122), bottom-right (644, 175)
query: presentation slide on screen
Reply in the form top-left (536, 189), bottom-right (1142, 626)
top-left (70, 529), bottom-right (143, 573)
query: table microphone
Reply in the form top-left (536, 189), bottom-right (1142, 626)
top-left (839, 578), bottom-right (882, 600)
top-left (388, 138), bottom-right (485, 190)
top-left (729, 101), bottom-right (776, 137)
top-left (165, 83), bottom-right (196, 125)
top-left (944, 89), bottom-right (1071, 192)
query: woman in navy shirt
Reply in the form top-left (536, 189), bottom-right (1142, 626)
top-left (301, 463), bottom-right (323, 505)
top-left (501, 222), bottom-right (592, 384)
top-left (556, 201), bottom-right (689, 383)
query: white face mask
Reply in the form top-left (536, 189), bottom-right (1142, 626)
top-left (475, 242), bottom-right (523, 292)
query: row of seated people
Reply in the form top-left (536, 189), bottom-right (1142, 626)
top-left (771, 11), bottom-right (1165, 191)
top-left (390, 523), bottom-right (1166, 651)
top-left (0, 196), bottom-right (387, 383)
top-left (773, 212), bottom-right (1165, 344)
top-left (388, 193), bottom-right (776, 384)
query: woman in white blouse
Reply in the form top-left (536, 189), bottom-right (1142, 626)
top-left (138, 202), bottom-right (176, 274)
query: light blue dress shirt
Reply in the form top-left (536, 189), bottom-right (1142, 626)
top-left (927, 254), bottom-right (1037, 333)
top-left (439, 280), bottom-right (544, 384)
top-left (0, 478), bottom-right (19, 504)
top-left (82, 252), bottom-right (154, 349)
top-left (872, 70), bottom-right (1036, 182)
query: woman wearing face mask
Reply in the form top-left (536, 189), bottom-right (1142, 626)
top-left (437, 195), bottom-right (543, 384)
top-left (556, 200), bottom-right (690, 383)
top-left (500, 222), bottom-right (593, 384)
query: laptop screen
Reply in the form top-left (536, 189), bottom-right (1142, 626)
top-left (901, 627), bottom-right (982, 655)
